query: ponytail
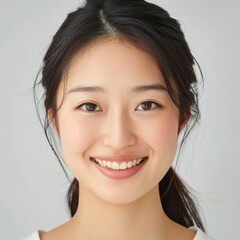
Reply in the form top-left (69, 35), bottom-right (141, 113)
top-left (67, 178), bottom-right (79, 217)
top-left (159, 167), bottom-right (205, 231)
top-left (68, 167), bottom-right (205, 231)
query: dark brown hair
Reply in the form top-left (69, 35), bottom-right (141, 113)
top-left (34, 0), bottom-right (205, 231)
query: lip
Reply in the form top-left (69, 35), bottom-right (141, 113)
top-left (90, 157), bottom-right (148, 179)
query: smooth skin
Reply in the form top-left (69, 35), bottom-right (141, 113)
top-left (42, 38), bottom-right (196, 240)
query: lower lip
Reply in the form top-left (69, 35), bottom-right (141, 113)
top-left (90, 158), bottom-right (148, 179)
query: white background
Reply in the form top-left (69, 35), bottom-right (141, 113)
top-left (0, 0), bottom-right (239, 239)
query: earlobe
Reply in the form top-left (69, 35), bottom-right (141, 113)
top-left (178, 114), bottom-right (190, 134)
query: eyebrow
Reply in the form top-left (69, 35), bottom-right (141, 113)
top-left (67, 83), bottom-right (167, 94)
top-left (132, 84), bottom-right (167, 93)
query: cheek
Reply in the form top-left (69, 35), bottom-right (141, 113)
top-left (143, 113), bottom-right (179, 153)
top-left (142, 113), bottom-right (179, 185)
top-left (58, 115), bottom-right (96, 158)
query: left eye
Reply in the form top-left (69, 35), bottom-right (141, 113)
top-left (77, 102), bottom-right (102, 112)
top-left (136, 101), bottom-right (161, 111)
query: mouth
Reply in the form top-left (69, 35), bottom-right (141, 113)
top-left (90, 156), bottom-right (148, 170)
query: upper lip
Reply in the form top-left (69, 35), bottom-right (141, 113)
top-left (90, 155), bottom-right (148, 163)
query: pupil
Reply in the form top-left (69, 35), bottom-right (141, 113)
top-left (142, 102), bottom-right (151, 110)
top-left (87, 104), bottom-right (96, 111)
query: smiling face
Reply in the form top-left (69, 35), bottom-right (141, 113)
top-left (52, 38), bottom-right (183, 204)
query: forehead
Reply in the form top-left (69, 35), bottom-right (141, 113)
top-left (62, 37), bottom-right (166, 91)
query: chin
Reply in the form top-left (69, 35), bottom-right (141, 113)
top-left (93, 184), bottom-right (150, 206)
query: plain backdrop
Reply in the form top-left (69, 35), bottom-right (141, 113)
top-left (0, 0), bottom-right (239, 239)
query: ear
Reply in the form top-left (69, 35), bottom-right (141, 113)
top-left (47, 109), bottom-right (60, 136)
top-left (178, 113), bottom-right (190, 134)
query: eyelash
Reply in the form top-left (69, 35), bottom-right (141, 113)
top-left (76, 101), bottom-right (162, 112)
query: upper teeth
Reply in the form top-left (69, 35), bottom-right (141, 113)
top-left (94, 158), bottom-right (145, 170)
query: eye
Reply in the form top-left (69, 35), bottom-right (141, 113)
top-left (136, 101), bottom-right (161, 111)
top-left (77, 102), bottom-right (102, 112)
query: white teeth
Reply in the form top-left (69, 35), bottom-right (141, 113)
top-left (133, 159), bottom-right (137, 166)
top-left (119, 162), bottom-right (127, 170)
top-left (127, 161), bottom-right (133, 168)
top-left (137, 158), bottom-right (141, 164)
top-left (102, 160), bottom-right (107, 167)
top-left (107, 161), bottom-right (112, 168)
top-left (94, 157), bottom-right (146, 170)
top-left (112, 162), bottom-right (119, 170)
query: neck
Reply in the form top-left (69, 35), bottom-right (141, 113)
top-left (69, 185), bottom-right (169, 240)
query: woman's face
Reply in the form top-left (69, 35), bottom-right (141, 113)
top-left (53, 39), bottom-right (182, 204)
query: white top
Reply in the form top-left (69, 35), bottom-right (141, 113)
top-left (22, 226), bottom-right (208, 240)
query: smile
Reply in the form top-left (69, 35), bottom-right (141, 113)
top-left (91, 157), bottom-right (148, 170)
top-left (90, 156), bottom-right (148, 179)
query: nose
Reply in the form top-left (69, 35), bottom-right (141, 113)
top-left (102, 109), bottom-right (136, 150)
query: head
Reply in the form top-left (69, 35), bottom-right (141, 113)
top-left (34, 0), bottom-right (203, 229)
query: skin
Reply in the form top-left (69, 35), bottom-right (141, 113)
top-left (41, 38), bottom-right (196, 240)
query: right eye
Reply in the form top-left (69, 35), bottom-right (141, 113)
top-left (76, 102), bottom-right (102, 112)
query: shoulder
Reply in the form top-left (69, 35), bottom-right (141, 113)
top-left (189, 226), bottom-right (205, 240)
top-left (22, 230), bottom-right (45, 240)
top-left (189, 226), bottom-right (212, 240)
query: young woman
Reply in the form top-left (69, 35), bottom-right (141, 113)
top-left (24, 0), bottom-right (210, 239)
